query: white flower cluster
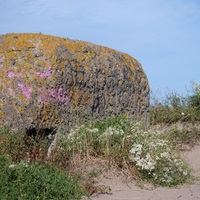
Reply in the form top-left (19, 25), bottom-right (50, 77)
top-left (66, 125), bottom-right (85, 141)
top-left (160, 152), bottom-right (170, 159)
top-left (174, 158), bottom-right (188, 176)
top-left (61, 125), bottom-right (100, 151)
top-left (128, 122), bottom-right (190, 185)
top-left (65, 124), bottom-right (93, 142)
top-left (153, 155), bottom-right (189, 184)
top-left (86, 128), bottom-right (99, 133)
top-left (148, 139), bottom-right (169, 150)
top-left (58, 118), bottom-right (190, 186)
top-left (129, 144), bottom-right (155, 171)
top-left (103, 127), bottom-right (124, 136)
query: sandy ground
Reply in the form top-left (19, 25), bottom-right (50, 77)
top-left (89, 145), bottom-right (200, 200)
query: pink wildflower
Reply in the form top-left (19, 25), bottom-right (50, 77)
top-left (8, 71), bottom-right (22, 78)
top-left (18, 83), bottom-right (32, 100)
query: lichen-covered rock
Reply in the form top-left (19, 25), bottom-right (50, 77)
top-left (0, 33), bottom-right (150, 133)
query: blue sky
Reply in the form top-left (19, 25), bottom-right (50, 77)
top-left (1, 0), bottom-right (200, 97)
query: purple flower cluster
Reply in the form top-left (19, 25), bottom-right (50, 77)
top-left (38, 88), bottom-right (70, 105)
top-left (2, 59), bottom-right (70, 106)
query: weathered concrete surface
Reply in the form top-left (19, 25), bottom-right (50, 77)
top-left (0, 33), bottom-right (150, 133)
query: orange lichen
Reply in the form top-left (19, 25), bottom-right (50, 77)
top-left (1, 33), bottom-right (150, 130)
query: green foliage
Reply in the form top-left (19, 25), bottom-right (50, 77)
top-left (150, 82), bottom-right (200, 125)
top-left (57, 116), bottom-right (193, 187)
top-left (0, 129), bottom-right (87, 199)
top-left (56, 116), bottom-right (132, 167)
top-left (129, 124), bottom-right (191, 186)
top-left (1, 81), bottom-right (200, 195)
top-left (150, 104), bottom-right (198, 124)
top-left (94, 116), bottom-right (132, 134)
top-left (189, 95), bottom-right (200, 107)
top-left (0, 155), bottom-right (86, 200)
top-left (0, 113), bottom-right (198, 192)
top-left (165, 92), bottom-right (186, 109)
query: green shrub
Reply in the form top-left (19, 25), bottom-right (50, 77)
top-left (0, 155), bottom-right (86, 200)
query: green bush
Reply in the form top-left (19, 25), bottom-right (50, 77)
top-left (0, 155), bottom-right (86, 200)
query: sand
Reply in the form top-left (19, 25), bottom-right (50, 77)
top-left (90, 145), bottom-right (200, 200)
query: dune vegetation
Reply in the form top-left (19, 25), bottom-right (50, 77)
top-left (0, 81), bottom-right (200, 199)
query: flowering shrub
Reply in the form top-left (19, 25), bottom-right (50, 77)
top-left (1, 114), bottom-right (197, 198)
top-left (57, 116), bottom-right (191, 186)
top-left (129, 123), bottom-right (190, 186)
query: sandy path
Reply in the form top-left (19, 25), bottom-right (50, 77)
top-left (90, 145), bottom-right (200, 200)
